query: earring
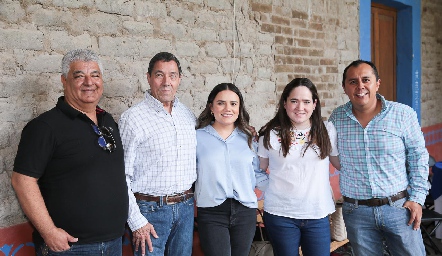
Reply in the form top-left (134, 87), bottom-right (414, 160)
top-left (210, 111), bottom-right (213, 115)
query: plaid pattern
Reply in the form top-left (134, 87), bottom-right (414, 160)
top-left (119, 91), bottom-right (197, 231)
top-left (329, 94), bottom-right (429, 205)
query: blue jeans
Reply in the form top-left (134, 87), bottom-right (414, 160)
top-left (134, 196), bottom-right (194, 256)
top-left (197, 198), bottom-right (256, 256)
top-left (343, 197), bottom-right (425, 256)
top-left (35, 236), bottom-right (122, 256)
top-left (263, 212), bottom-right (330, 256)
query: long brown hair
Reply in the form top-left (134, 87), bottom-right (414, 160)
top-left (258, 78), bottom-right (331, 159)
top-left (196, 83), bottom-right (253, 148)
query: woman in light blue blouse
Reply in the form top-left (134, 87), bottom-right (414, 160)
top-left (195, 83), bottom-right (268, 256)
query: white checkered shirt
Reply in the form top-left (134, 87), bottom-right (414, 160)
top-left (119, 91), bottom-right (197, 231)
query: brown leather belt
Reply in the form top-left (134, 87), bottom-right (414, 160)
top-left (343, 190), bottom-right (408, 207)
top-left (134, 189), bottom-right (193, 205)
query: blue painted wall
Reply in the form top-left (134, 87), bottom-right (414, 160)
top-left (359, 0), bottom-right (422, 122)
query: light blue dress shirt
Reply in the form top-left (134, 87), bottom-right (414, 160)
top-left (195, 125), bottom-right (269, 208)
top-left (329, 94), bottom-right (429, 205)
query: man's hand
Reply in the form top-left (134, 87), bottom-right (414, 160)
top-left (133, 223), bottom-right (159, 255)
top-left (41, 227), bottom-right (78, 252)
top-left (403, 200), bottom-right (422, 230)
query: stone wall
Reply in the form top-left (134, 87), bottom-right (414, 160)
top-left (0, 0), bottom-right (356, 228)
top-left (421, 0), bottom-right (442, 128)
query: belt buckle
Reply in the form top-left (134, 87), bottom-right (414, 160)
top-left (165, 194), bottom-right (180, 205)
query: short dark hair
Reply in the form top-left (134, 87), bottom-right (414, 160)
top-left (342, 59), bottom-right (380, 86)
top-left (196, 83), bottom-right (253, 148)
top-left (147, 52), bottom-right (182, 75)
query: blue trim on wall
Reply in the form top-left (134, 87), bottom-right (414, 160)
top-left (359, 0), bottom-right (422, 122)
top-left (360, 0), bottom-right (371, 61)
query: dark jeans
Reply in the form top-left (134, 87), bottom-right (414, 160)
top-left (34, 236), bottom-right (122, 256)
top-left (197, 198), bottom-right (256, 256)
top-left (263, 212), bottom-right (330, 256)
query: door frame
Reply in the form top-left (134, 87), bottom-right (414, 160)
top-left (359, 0), bottom-right (422, 122)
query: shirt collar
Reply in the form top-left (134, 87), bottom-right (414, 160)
top-left (56, 96), bottom-right (105, 119)
top-left (200, 124), bottom-right (239, 140)
top-left (343, 93), bottom-right (388, 117)
top-left (145, 89), bottom-right (180, 112)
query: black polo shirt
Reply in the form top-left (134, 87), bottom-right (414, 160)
top-left (14, 96), bottom-right (128, 244)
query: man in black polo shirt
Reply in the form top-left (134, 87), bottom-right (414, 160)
top-left (11, 49), bottom-right (128, 256)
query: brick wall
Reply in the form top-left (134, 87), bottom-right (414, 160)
top-left (421, 0), bottom-right (442, 128)
top-left (1, 0), bottom-right (442, 253)
top-left (251, 1), bottom-right (357, 117)
top-left (0, 0), bottom-right (358, 229)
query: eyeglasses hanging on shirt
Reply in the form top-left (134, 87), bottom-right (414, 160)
top-left (91, 124), bottom-right (116, 153)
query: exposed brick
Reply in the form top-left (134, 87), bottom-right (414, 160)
top-left (309, 49), bottom-right (324, 57)
top-left (291, 19), bottom-right (308, 29)
top-left (274, 6), bottom-right (292, 17)
top-left (271, 15), bottom-right (290, 26)
top-left (286, 56), bottom-right (303, 65)
top-left (294, 66), bottom-right (311, 74)
top-left (275, 35), bottom-right (284, 44)
top-left (281, 27), bottom-right (293, 35)
top-left (297, 39), bottom-right (311, 47)
top-left (309, 22), bottom-right (323, 31)
top-left (310, 39), bottom-right (325, 48)
top-left (0, 0), bottom-right (371, 230)
top-left (274, 55), bottom-right (285, 65)
top-left (320, 59), bottom-right (336, 65)
top-left (275, 45), bottom-right (285, 54)
top-left (326, 66), bottom-right (339, 73)
top-left (261, 23), bottom-right (273, 33)
top-left (303, 58), bottom-right (320, 66)
top-left (290, 47), bottom-right (309, 56)
top-left (251, 3), bottom-right (272, 13)
top-left (316, 32), bottom-right (326, 39)
top-left (275, 64), bottom-right (293, 73)
top-left (298, 29), bottom-right (316, 39)
top-left (261, 23), bottom-right (282, 34)
top-left (292, 10), bottom-right (308, 20)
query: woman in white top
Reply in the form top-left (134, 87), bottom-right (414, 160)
top-left (258, 78), bottom-right (340, 256)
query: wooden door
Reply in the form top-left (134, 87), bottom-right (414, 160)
top-left (371, 3), bottom-right (397, 101)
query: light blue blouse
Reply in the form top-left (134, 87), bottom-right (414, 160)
top-left (195, 125), bottom-right (268, 208)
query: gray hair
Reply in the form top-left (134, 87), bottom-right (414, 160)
top-left (61, 49), bottom-right (103, 78)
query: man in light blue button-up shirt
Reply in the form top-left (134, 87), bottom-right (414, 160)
top-left (329, 60), bottom-right (429, 256)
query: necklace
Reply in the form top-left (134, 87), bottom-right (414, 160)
top-left (290, 126), bottom-right (310, 147)
top-left (70, 105), bottom-right (87, 114)
top-left (69, 103), bottom-right (95, 115)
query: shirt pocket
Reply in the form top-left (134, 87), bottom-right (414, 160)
top-left (369, 126), bottom-right (405, 156)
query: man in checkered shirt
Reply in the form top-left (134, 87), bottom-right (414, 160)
top-left (329, 60), bottom-right (429, 256)
top-left (119, 52), bottom-right (197, 256)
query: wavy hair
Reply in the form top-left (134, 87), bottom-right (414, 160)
top-left (196, 83), bottom-right (253, 148)
top-left (61, 49), bottom-right (103, 78)
top-left (258, 78), bottom-right (331, 159)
